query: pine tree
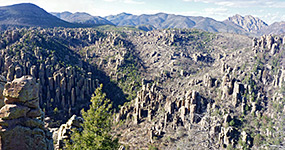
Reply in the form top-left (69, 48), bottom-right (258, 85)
top-left (66, 84), bottom-right (119, 150)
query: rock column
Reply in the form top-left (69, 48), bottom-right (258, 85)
top-left (0, 75), bottom-right (53, 150)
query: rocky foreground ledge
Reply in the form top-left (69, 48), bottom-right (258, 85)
top-left (0, 75), bottom-right (53, 150)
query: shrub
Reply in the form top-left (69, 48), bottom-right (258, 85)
top-left (66, 84), bottom-right (119, 150)
top-left (229, 120), bottom-right (235, 126)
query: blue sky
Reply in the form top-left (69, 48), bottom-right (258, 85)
top-left (0, 0), bottom-right (284, 24)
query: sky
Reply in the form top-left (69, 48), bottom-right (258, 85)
top-left (0, 0), bottom-right (284, 24)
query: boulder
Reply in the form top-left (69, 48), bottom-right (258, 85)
top-left (3, 76), bottom-right (39, 105)
top-left (66, 115), bottom-right (83, 128)
top-left (0, 104), bottom-right (30, 120)
top-left (0, 75), bottom-right (53, 150)
top-left (0, 126), bottom-right (51, 150)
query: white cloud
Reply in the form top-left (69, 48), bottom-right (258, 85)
top-left (183, 0), bottom-right (285, 8)
top-left (204, 7), bottom-right (228, 15)
top-left (124, 0), bottom-right (144, 4)
top-left (180, 7), bottom-right (231, 21)
top-left (182, 0), bottom-right (285, 23)
top-left (103, 0), bottom-right (117, 2)
top-left (103, 0), bottom-right (144, 4)
top-left (260, 12), bottom-right (285, 25)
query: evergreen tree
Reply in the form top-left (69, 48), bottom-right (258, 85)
top-left (66, 84), bottom-right (119, 150)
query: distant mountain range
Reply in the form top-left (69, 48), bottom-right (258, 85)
top-left (105, 13), bottom-right (246, 34)
top-left (0, 3), bottom-right (110, 30)
top-left (260, 21), bottom-right (285, 35)
top-left (0, 3), bottom-right (284, 36)
top-left (105, 13), bottom-right (284, 35)
top-left (51, 12), bottom-right (113, 26)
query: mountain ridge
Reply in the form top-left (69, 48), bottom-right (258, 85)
top-left (0, 3), bottom-right (74, 28)
top-left (225, 14), bottom-right (268, 32)
top-left (0, 3), bottom-right (284, 36)
top-left (105, 12), bottom-right (248, 34)
top-left (105, 12), bottom-right (284, 35)
top-left (51, 11), bottom-right (114, 26)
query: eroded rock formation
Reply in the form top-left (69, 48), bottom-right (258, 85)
top-left (0, 75), bottom-right (53, 150)
top-left (52, 115), bottom-right (83, 150)
top-left (0, 75), bottom-right (6, 108)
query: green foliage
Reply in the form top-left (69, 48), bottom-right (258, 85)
top-left (253, 56), bottom-right (264, 73)
top-left (53, 107), bottom-right (58, 115)
top-left (229, 120), bottom-right (235, 126)
top-left (281, 81), bottom-right (285, 94)
top-left (213, 108), bottom-right (222, 116)
top-left (238, 138), bottom-right (249, 150)
top-left (148, 144), bottom-right (159, 150)
top-left (117, 52), bottom-right (142, 101)
top-left (253, 134), bottom-right (263, 147)
top-left (245, 105), bottom-right (249, 111)
top-left (66, 84), bottom-right (119, 150)
top-left (241, 63), bottom-right (247, 71)
top-left (271, 55), bottom-right (280, 68)
top-left (226, 144), bottom-right (234, 150)
top-left (95, 25), bottom-right (141, 32)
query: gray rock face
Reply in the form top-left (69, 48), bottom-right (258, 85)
top-left (232, 81), bottom-right (244, 107)
top-left (0, 32), bottom-right (99, 120)
top-left (273, 67), bottom-right (285, 88)
top-left (226, 14), bottom-right (268, 32)
top-left (53, 115), bottom-right (83, 149)
top-left (221, 74), bottom-right (234, 99)
top-left (252, 35), bottom-right (282, 55)
top-left (219, 127), bottom-right (238, 147)
top-left (204, 74), bottom-right (214, 87)
top-left (116, 80), bottom-right (162, 127)
top-left (0, 75), bottom-right (53, 150)
top-left (0, 75), bottom-right (7, 108)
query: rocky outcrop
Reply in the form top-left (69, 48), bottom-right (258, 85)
top-left (0, 28), bottom-right (103, 122)
top-left (0, 25), bottom-right (282, 150)
top-left (0, 75), bottom-right (6, 108)
top-left (221, 73), bottom-right (234, 99)
top-left (192, 53), bottom-right (213, 63)
top-left (53, 115), bottom-right (83, 149)
top-left (232, 81), bottom-right (244, 107)
top-left (273, 67), bottom-right (285, 88)
top-left (252, 35), bottom-right (283, 55)
top-left (241, 131), bottom-right (252, 148)
top-left (204, 74), bottom-right (215, 88)
top-left (0, 75), bottom-right (53, 150)
top-left (219, 126), bottom-right (238, 148)
top-left (117, 79), bottom-right (162, 125)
